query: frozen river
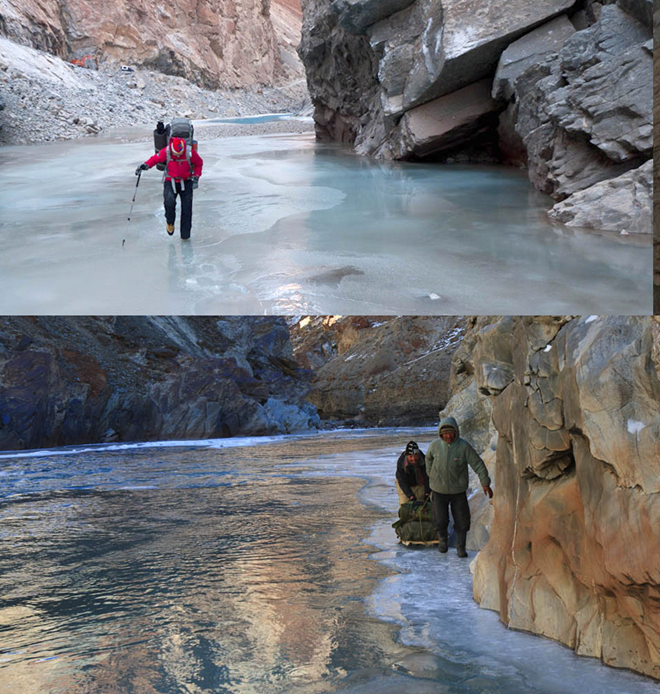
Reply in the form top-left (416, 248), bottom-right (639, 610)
top-left (0, 429), bottom-right (657, 694)
top-left (0, 121), bottom-right (651, 314)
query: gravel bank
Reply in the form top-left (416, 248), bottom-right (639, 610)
top-left (0, 36), bottom-right (313, 147)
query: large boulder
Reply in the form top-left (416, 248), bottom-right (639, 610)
top-left (403, 0), bottom-right (575, 108)
top-left (388, 79), bottom-right (500, 160)
top-left (469, 316), bottom-right (660, 681)
top-left (548, 158), bottom-right (652, 232)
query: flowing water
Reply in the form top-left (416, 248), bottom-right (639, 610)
top-left (0, 122), bottom-right (651, 314)
top-left (0, 429), bottom-right (656, 694)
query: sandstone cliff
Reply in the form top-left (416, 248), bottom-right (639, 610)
top-left (0, 316), bottom-right (319, 451)
top-left (0, 0), bottom-right (302, 89)
top-left (298, 0), bottom-right (653, 234)
top-left (440, 315), bottom-right (660, 680)
top-left (290, 315), bottom-right (465, 426)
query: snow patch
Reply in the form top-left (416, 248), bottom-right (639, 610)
top-left (544, 345), bottom-right (552, 353)
top-left (627, 420), bottom-right (646, 435)
top-left (585, 316), bottom-right (598, 324)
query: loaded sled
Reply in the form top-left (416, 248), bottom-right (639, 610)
top-left (392, 500), bottom-right (438, 547)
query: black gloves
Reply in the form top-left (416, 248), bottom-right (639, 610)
top-left (135, 163), bottom-right (148, 175)
top-left (191, 176), bottom-right (199, 190)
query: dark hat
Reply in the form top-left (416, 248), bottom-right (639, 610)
top-left (405, 441), bottom-right (419, 455)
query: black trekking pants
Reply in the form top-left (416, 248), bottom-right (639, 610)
top-left (164, 179), bottom-right (193, 239)
top-left (431, 491), bottom-right (471, 537)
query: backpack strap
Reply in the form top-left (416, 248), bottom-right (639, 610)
top-left (162, 145), bottom-right (170, 184)
top-left (185, 141), bottom-right (192, 179)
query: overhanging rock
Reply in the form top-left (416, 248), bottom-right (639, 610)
top-left (401, 0), bottom-right (576, 110)
top-left (389, 79), bottom-right (500, 159)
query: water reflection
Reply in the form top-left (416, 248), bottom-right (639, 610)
top-left (0, 431), bottom-right (420, 694)
top-left (0, 430), bottom-right (656, 694)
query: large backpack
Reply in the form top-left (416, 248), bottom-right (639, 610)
top-left (153, 118), bottom-right (198, 175)
top-left (392, 500), bottom-right (437, 544)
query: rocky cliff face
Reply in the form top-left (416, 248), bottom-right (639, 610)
top-left (0, 0), bottom-right (301, 89)
top-left (440, 315), bottom-right (660, 680)
top-left (290, 315), bottom-right (465, 426)
top-left (0, 316), bottom-right (319, 451)
top-left (654, 4), bottom-right (660, 312)
top-left (298, 0), bottom-right (653, 234)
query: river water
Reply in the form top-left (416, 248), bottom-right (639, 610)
top-left (0, 121), bottom-right (651, 314)
top-left (0, 429), bottom-right (656, 694)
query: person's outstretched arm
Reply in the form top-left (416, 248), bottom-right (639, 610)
top-left (465, 444), bottom-right (493, 497)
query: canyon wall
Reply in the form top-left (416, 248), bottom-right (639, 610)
top-left (298, 0), bottom-right (653, 233)
top-left (290, 315), bottom-right (465, 426)
top-left (0, 0), bottom-right (302, 88)
top-left (440, 315), bottom-right (660, 680)
top-left (654, 2), bottom-right (659, 312)
top-left (0, 316), bottom-right (319, 450)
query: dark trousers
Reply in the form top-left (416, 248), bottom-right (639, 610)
top-left (164, 180), bottom-right (193, 239)
top-left (431, 491), bottom-right (471, 537)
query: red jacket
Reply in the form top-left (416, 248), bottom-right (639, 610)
top-left (145, 145), bottom-right (203, 182)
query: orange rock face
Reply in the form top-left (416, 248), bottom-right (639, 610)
top-left (0, 0), bottom-right (297, 88)
top-left (468, 316), bottom-right (660, 681)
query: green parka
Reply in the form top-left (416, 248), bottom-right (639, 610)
top-left (425, 417), bottom-right (491, 494)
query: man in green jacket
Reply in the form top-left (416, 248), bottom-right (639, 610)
top-left (425, 416), bottom-right (493, 557)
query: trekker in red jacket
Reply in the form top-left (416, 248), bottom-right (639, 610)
top-left (136, 137), bottom-right (203, 240)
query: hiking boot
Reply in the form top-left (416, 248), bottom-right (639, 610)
top-left (456, 530), bottom-right (467, 558)
top-left (437, 536), bottom-right (448, 553)
top-left (166, 223), bottom-right (175, 235)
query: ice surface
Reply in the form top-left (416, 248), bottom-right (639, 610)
top-left (0, 127), bottom-right (651, 314)
top-left (296, 442), bottom-right (660, 694)
top-left (0, 429), bottom-right (657, 693)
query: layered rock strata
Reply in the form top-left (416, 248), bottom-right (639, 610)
top-left (0, 317), bottom-right (319, 451)
top-left (298, 0), bottom-right (653, 233)
top-left (290, 315), bottom-right (465, 426)
top-left (441, 315), bottom-right (660, 680)
top-left (0, 0), bottom-right (298, 89)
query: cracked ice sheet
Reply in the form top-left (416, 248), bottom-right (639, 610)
top-left (0, 129), bottom-right (651, 314)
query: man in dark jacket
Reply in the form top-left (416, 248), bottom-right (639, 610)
top-left (395, 441), bottom-right (431, 505)
top-left (425, 417), bottom-right (493, 558)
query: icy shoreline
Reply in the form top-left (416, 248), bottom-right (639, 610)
top-left (309, 444), bottom-right (660, 694)
top-left (0, 35), bottom-right (312, 147)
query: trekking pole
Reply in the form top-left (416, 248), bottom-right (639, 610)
top-left (123, 170), bottom-right (142, 246)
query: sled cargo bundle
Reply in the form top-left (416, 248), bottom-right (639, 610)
top-left (392, 501), bottom-right (437, 545)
